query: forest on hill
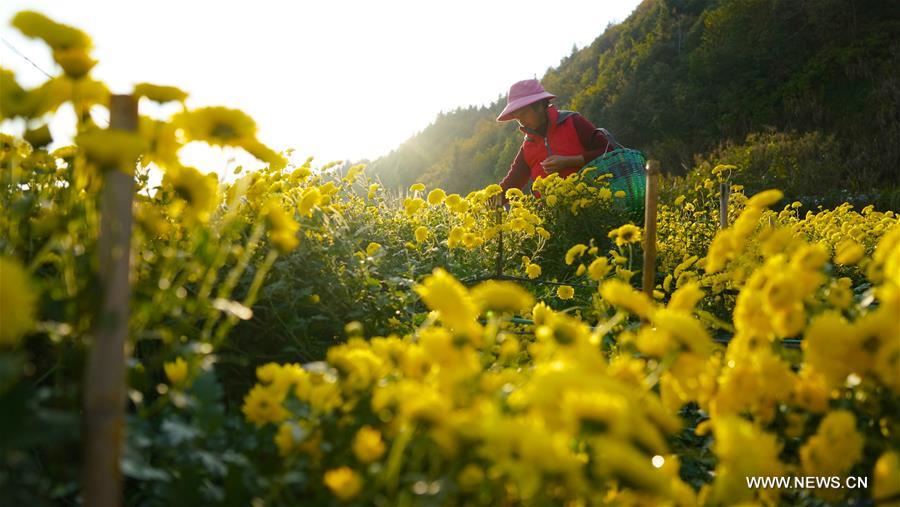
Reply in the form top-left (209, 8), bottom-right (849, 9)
top-left (369, 0), bottom-right (900, 207)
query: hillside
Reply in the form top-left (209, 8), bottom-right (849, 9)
top-left (369, 0), bottom-right (900, 205)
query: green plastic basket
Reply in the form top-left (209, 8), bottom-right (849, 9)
top-left (581, 146), bottom-right (646, 216)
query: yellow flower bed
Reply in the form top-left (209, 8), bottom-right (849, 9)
top-left (242, 199), bottom-right (899, 504)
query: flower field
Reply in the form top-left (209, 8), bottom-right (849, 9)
top-left (1, 12), bottom-right (899, 507)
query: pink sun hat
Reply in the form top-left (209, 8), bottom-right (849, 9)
top-left (496, 79), bottom-right (557, 122)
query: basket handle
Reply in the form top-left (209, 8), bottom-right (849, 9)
top-left (596, 127), bottom-right (624, 152)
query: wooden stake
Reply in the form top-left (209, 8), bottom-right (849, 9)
top-left (719, 181), bottom-right (730, 229)
top-left (84, 94), bottom-right (137, 507)
top-left (642, 160), bottom-right (660, 296)
top-left (495, 208), bottom-right (504, 277)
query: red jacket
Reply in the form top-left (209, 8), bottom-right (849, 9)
top-left (500, 105), bottom-right (614, 196)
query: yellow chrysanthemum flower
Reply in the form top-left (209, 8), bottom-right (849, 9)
top-left (414, 226), bottom-right (429, 243)
top-left (163, 165), bottom-right (219, 224)
top-left (591, 436), bottom-right (669, 497)
top-left (427, 188), bottom-right (446, 205)
top-left (652, 309), bottom-right (712, 356)
top-left (403, 197), bottom-right (426, 216)
top-left (802, 312), bottom-right (865, 388)
top-left (608, 224), bottom-right (642, 246)
top-left (292, 165), bottom-right (312, 182)
top-left (484, 184), bottom-right (503, 197)
top-left (443, 193), bottom-right (461, 208)
top-left (365, 242), bottom-right (381, 256)
top-left (557, 285), bottom-right (575, 300)
top-left (461, 232), bottom-right (481, 249)
top-left (413, 268), bottom-right (479, 331)
top-left (873, 451), bottom-right (900, 504)
top-left (506, 187), bottom-right (524, 200)
top-left (529, 302), bottom-right (552, 327)
top-left (791, 243), bottom-right (830, 272)
top-left (242, 137), bottom-right (288, 169)
top-left (133, 83), bottom-right (188, 103)
top-left (163, 357), bottom-right (188, 387)
top-left (76, 129), bottom-right (147, 173)
top-left (52, 48), bottom-right (96, 79)
top-left (138, 117), bottom-right (180, 169)
top-left (471, 280), bottom-right (535, 314)
top-left (12, 11), bottom-right (91, 51)
top-left (746, 189), bottom-right (784, 208)
top-left (834, 240), bottom-right (865, 265)
top-left (565, 244), bottom-right (588, 265)
top-left (601, 280), bottom-right (655, 319)
top-left (242, 385), bottom-right (289, 427)
top-left (708, 416), bottom-right (783, 504)
top-left (175, 106), bottom-right (257, 147)
top-left (0, 257), bottom-right (38, 347)
top-left (498, 337), bottom-right (520, 359)
top-left (526, 263), bottom-right (542, 279)
top-left (447, 226), bottom-right (464, 248)
top-left (342, 164), bottom-right (365, 184)
top-left (298, 186), bottom-right (322, 217)
top-left (352, 426), bottom-right (386, 464)
top-left (800, 410), bottom-right (863, 478)
top-left (588, 257), bottom-right (611, 281)
top-left (790, 368), bottom-right (829, 413)
top-left (263, 199), bottom-right (300, 253)
top-left (712, 164), bottom-right (736, 175)
top-left (324, 467), bottom-right (363, 501)
top-left (826, 277), bottom-right (853, 308)
top-left (667, 282), bottom-right (704, 313)
top-left (409, 183), bottom-right (426, 192)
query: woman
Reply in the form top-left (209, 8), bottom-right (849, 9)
top-left (494, 79), bottom-right (614, 202)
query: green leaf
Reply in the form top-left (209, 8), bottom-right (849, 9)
top-left (121, 445), bottom-right (171, 482)
top-left (161, 418), bottom-right (200, 445)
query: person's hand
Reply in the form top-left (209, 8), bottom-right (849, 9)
top-left (541, 155), bottom-right (584, 173)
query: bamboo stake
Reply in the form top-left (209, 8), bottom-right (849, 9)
top-left (642, 160), bottom-right (660, 296)
top-left (84, 94), bottom-right (137, 507)
top-left (719, 181), bottom-right (730, 229)
top-left (495, 208), bottom-right (504, 277)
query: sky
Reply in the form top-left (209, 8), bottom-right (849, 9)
top-left (1, 0), bottom-right (643, 176)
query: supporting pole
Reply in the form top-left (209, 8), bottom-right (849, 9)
top-left (642, 160), bottom-right (660, 296)
top-left (84, 94), bottom-right (137, 507)
top-left (495, 208), bottom-right (504, 278)
top-left (719, 181), bottom-right (730, 229)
